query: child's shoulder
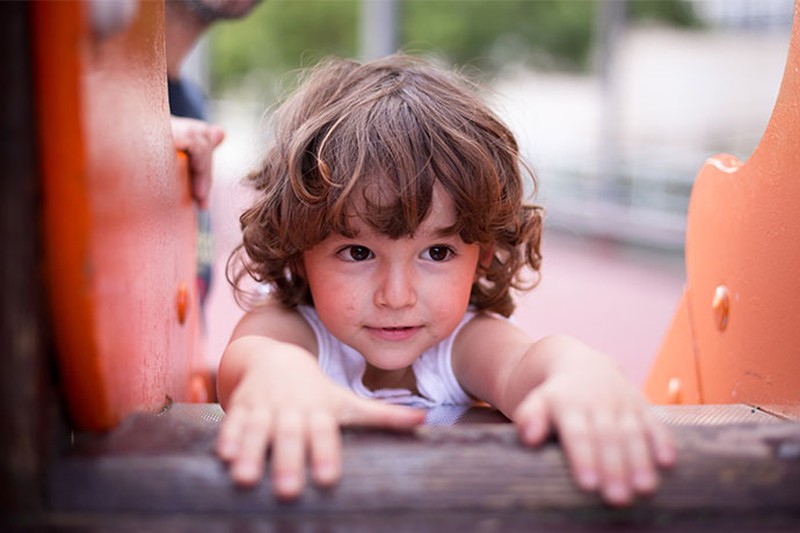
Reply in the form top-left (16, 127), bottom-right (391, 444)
top-left (233, 298), bottom-right (316, 352)
top-left (454, 311), bottom-right (532, 360)
top-left (459, 309), bottom-right (509, 331)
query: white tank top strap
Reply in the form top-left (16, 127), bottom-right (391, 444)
top-left (296, 304), bottom-right (473, 407)
top-left (413, 310), bottom-right (474, 405)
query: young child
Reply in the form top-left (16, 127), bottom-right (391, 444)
top-left (216, 55), bottom-right (675, 506)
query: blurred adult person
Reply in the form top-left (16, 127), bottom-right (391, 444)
top-left (166, 0), bottom-right (263, 308)
top-left (166, 0), bottom-right (262, 121)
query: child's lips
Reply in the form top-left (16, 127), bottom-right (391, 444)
top-left (365, 325), bottom-right (422, 341)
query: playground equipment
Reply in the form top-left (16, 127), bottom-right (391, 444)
top-left (645, 0), bottom-right (800, 420)
top-left (2, 0), bottom-right (799, 527)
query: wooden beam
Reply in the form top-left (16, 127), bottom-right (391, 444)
top-left (43, 404), bottom-right (800, 527)
top-left (0, 0), bottom-right (54, 515)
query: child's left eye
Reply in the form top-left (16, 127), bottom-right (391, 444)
top-left (422, 246), bottom-right (453, 262)
top-left (337, 245), bottom-right (374, 262)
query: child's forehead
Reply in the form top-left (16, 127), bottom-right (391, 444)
top-left (342, 183), bottom-right (459, 236)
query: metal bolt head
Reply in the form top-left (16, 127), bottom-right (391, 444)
top-left (176, 282), bottom-right (189, 325)
top-left (667, 377), bottom-right (682, 404)
top-left (712, 285), bottom-right (730, 331)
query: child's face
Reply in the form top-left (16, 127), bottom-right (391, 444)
top-left (302, 184), bottom-right (483, 374)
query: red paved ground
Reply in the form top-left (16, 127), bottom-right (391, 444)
top-left (512, 235), bottom-right (685, 386)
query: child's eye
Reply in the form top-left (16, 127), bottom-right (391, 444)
top-left (422, 245), bottom-right (454, 262)
top-left (337, 245), bottom-right (374, 262)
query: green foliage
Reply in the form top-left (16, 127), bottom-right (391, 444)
top-left (208, 1), bottom-right (360, 95)
top-left (628, 0), bottom-right (701, 27)
top-left (209, 0), bottom-right (699, 96)
top-left (401, 1), bottom-right (594, 72)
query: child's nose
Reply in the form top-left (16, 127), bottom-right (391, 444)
top-left (374, 265), bottom-right (417, 309)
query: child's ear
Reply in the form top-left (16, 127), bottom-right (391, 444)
top-left (475, 245), bottom-right (495, 280)
top-left (479, 245), bottom-right (495, 268)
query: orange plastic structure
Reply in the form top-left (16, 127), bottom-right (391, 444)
top-left (32, 0), bottom-right (203, 431)
top-left (646, 1), bottom-right (800, 418)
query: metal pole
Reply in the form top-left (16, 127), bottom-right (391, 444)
top-left (360, 0), bottom-right (399, 61)
top-left (594, 0), bottom-right (626, 193)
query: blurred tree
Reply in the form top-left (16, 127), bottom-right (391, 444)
top-left (208, 0), bottom-right (699, 96)
top-left (402, 0), bottom-right (593, 72)
top-left (208, 1), bottom-right (359, 96)
top-left (628, 0), bottom-right (699, 27)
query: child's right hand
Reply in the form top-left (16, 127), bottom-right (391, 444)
top-left (215, 336), bottom-right (425, 500)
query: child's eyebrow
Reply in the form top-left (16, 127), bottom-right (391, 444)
top-left (430, 225), bottom-right (461, 238)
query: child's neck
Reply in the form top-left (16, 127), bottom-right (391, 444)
top-left (362, 363), bottom-right (418, 394)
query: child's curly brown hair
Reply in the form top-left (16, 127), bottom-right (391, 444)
top-left (229, 55), bottom-right (544, 318)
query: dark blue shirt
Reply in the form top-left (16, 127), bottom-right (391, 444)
top-left (168, 78), bottom-right (206, 120)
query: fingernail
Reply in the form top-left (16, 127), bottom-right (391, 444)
top-left (233, 461), bottom-right (259, 483)
top-left (275, 473), bottom-right (301, 496)
top-left (658, 446), bottom-right (677, 465)
top-left (604, 482), bottom-right (630, 505)
top-left (578, 469), bottom-right (599, 490)
top-left (314, 463), bottom-right (337, 484)
top-left (217, 440), bottom-right (236, 459)
top-left (633, 469), bottom-right (656, 492)
top-left (522, 422), bottom-right (541, 444)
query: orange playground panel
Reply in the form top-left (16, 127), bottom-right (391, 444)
top-left (645, 1), bottom-right (800, 419)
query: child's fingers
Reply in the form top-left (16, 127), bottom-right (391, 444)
top-left (587, 409), bottom-right (666, 505)
top-left (621, 411), bottom-right (661, 494)
top-left (592, 410), bottom-right (633, 506)
top-left (556, 409), bottom-right (600, 492)
top-left (216, 406), bottom-right (246, 461)
top-left (271, 410), bottom-right (307, 500)
top-left (230, 407), bottom-right (272, 486)
top-left (644, 412), bottom-right (677, 467)
top-left (513, 391), bottom-right (549, 446)
top-left (339, 396), bottom-right (426, 430)
top-left (308, 410), bottom-right (342, 487)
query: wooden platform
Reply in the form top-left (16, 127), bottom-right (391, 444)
top-left (13, 403), bottom-right (797, 530)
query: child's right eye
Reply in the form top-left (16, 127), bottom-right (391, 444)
top-left (337, 245), bottom-right (374, 262)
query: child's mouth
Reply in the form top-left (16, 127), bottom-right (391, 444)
top-left (367, 325), bottom-right (421, 341)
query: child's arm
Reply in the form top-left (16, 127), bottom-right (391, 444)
top-left (215, 302), bottom-right (425, 500)
top-left (452, 314), bottom-right (676, 507)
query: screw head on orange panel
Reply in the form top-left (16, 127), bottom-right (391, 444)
top-left (667, 377), bottom-right (682, 404)
top-left (712, 285), bottom-right (730, 331)
top-left (176, 282), bottom-right (189, 325)
top-left (190, 372), bottom-right (211, 403)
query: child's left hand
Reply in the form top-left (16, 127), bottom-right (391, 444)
top-left (510, 337), bottom-right (676, 507)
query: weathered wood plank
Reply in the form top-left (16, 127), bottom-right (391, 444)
top-left (48, 403), bottom-right (800, 526)
top-left (0, 0), bottom-right (53, 515)
top-left (17, 507), bottom-right (800, 532)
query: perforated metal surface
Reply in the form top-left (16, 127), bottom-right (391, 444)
top-left (160, 403), bottom-right (505, 427)
top-left (162, 402), bottom-right (224, 425)
top-left (162, 402), bottom-right (784, 428)
top-left (651, 404), bottom-right (783, 425)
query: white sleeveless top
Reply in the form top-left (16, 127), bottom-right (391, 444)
top-left (297, 305), bottom-right (473, 408)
